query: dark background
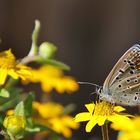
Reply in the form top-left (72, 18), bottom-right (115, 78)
top-left (1, 0), bottom-right (140, 140)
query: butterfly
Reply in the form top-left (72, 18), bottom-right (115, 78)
top-left (98, 44), bottom-right (140, 106)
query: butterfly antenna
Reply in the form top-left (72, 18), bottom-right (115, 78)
top-left (78, 81), bottom-right (102, 101)
top-left (90, 91), bottom-right (99, 99)
top-left (78, 82), bottom-right (100, 89)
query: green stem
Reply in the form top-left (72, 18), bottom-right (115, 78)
top-left (5, 78), bottom-right (19, 89)
top-left (19, 55), bottom-right (39, 64)
top-left (101, 123), bottom-right (109, 140)
top-left (7, 131), bottom-right (17, 140)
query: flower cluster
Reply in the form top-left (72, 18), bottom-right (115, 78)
top-left (74, 100), bottom-right (140, 140)
top-left (33, 102), bottom-right (79, 138)
top-left (75, 101), bottom-right (132, 132)
top-left (0, 49), bottom-right (32, 85)
top-left (23, 65), bottom-right (79, 93)
top-left (0, 20), bottom-right (79, 140)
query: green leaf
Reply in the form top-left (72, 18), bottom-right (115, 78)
top-left (26, 118), bottom-right (33, 127)
top-left (24, 93), bottom-right (35, 118)
top-left (14, 101), bottom-right (24, 117)
top-left (32, 20), bottom-right (40, 45)
top-left (0, 97), bottom-right (21, 112)
top-left (0, 115), bottom-right (4, 126)
top-left (0, 89), bottom-right (10, 98)
top-left (28, 20), bottom-right (40, 56)
top-left (37, 58), bottom-right (70, 70)
top-left (0, 94), bottom-right (25, 112)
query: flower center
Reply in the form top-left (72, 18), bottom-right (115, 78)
top-left (93, 101), bottom-right (114, 116)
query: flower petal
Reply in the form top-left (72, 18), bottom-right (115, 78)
top-left (86, 117), bottom-right (97, 132)
top-left (75, 113), bottom-right (91, 122)
top-left (61, 126), bottom-right (72, 138)
top-left (97, 116), bottom-right (107, 126)
top-left (109, 114), bottom-right (132, 125)
top-left (0, 69), bottom-right (8, 85)
top-left (63, 117), bottom-right (79, 129)
top-left (114, 106), bottom-right (126, 112)
top-left (110, 115), bottom-right (135, 131)
top-left (8, 69), bottom-right (19, 79)
top-left (85, 103), bottom-right (95, 113)
top-left (15, 64), bottom-right (32, 80)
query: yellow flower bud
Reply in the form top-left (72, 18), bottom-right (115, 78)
top-left (3, 115), bottom-right (26, 135)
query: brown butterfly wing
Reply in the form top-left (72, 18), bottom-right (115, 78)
top-left (102, 44), bottom-right (140, 105)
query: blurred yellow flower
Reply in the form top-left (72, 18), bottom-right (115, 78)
top-left (48, 116), bottom-right (78, 138)
top-left (75, 101), bottom-right (131, 132)
top-left (6, 109), bottom-right (14, 116)
top-left (111, 117), bottom-right (140, 140)
top-left (33, 101), bottom-right (63, 118)
top-left (0, 49), bottom-right (32, 85)
top-left (24, 65), bottom-right (79, 93)
top-left (33, 101), bottom-right (79, 138)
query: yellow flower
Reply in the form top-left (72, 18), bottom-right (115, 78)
top-left (33, 101), bottom-right (79, 138)
top-left (48, 116), bottom-right (78, 138)
top-left (75, 101), bottom-right (131, 132)
top-left (6, 109), bottom-right (14, 116)
top-left (33, 102), bottom-right (63, 118)
top-left (0, 49), bottom-right (32, 85)
top-left (111, 117), bottom-right (140, 140)
top-left (3, 115), bottom-right (26, 135)
top-left (24, 65), bottom-right (79, 93)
